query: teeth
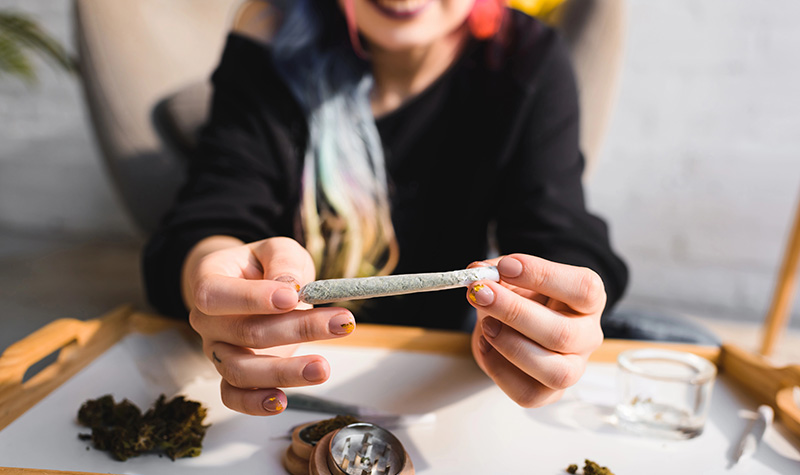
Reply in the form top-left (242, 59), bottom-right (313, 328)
top-left (376, 0), bottom-right (430, 13)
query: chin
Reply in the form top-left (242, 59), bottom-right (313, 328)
top-left (363, 27), bottom-right (440, 51)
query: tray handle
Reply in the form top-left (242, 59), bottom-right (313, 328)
top-left (0, 305), bottom-right (135, 430)
top-left (720, 343), bottom-right (800, 441)
top-left (1, 318), bottom-right (102, 385)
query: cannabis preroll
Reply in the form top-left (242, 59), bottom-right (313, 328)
top-left (298, 266), bottom-right (500, 305)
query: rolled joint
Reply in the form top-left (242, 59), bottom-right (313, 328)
top-left (298, 266), bottom-right (500, 305)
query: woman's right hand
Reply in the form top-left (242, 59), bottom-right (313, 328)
top-left (183, 236), bottom-right (355, 416)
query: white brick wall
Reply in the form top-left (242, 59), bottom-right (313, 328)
top-left (0, 0), bottom-right (134, 236)
top-left (589, 0), bottom-right (800, 324)
top-left (0, 0), bottom-right (798, 326)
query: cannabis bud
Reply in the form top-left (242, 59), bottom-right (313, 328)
top-left (565, 459), bottom-right (615, 475)
top-left (301, 414), bottom-right (361, 444)
top-left (77, 394), bottom-right (210, 461)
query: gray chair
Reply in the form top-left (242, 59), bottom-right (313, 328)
top-left (557, 0), bottom-right (627, 179)
top-left (74, 0), bottom-right (241, 233)
top-left (74, 0), bottom-right (628, 234)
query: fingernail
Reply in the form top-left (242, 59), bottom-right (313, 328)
top-left (263, 395), bottom-right (284, 412)
top-left (468, 284), bottom-right (495, 306)
top-left (478, 335), bottom-right (491, 354)
top-left (482, 317), bottom-right (502, 338)
top-left (303, 361), bottom-right (327, 382)
top-left (275, 275), bottom-right (301, 292)
top-left (498, 257), bottom-right (523, 278)
top-left (272, 288), bottom-right (298, 310)
top-left (329, 313), bottom-right (355, 335)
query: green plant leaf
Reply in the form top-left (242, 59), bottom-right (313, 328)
top-left (0, 33), bottom-right (35, 83)
top-left (0, 10), bottom-right (75, 83)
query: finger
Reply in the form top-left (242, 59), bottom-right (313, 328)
top-left (251, 236), bottom-right (316, 284)
top-left (496, 255), bottom-right (606, 314)
top-left (467, 282), bottom-right (602, 354)
top-left (467, 260), bottom-right (548, 305)
top-left (194, 273), bottom-right (300, 316)
top-left (472, 333), bottom-right (564, 408)
top-left (190, 307), bottom-right (355, 349)
top-left (467, 258), bottom-right (500, 270)
top-left (208, 342), bottom-right (330, 389)
top-left (219, 380), bottom-right (288, 416)
top-left (480, 317), bottom-right (587, 390)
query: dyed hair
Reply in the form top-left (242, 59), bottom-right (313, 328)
top-left (271, 0), bottom-right (506, 279)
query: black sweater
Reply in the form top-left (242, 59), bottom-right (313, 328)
top-left (143, 10), bottom-right (628, 330)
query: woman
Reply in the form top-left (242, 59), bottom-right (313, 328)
top-left (143, 0), bottom-right (628, 416)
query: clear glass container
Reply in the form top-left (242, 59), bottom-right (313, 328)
top-left (616, 348), bottom-right (717, 439)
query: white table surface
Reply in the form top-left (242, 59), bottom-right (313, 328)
top-left (0, 329), bottom-right (798, 474)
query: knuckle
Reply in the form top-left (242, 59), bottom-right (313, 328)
top-left (272, 362), bottom-right (294, 388)
top-left (219, 383), bottom-right (236, 411)
top-left (234, 318), bottom-right (261, 348)
top-left (550, 320), bottom-right (576, 352)
top-left (242, 286), bottom-right (262, 314)
top-left (242, 287), bottom-right (273, 315)
top-left (577, 269), bottom-right (605, 309)
top-left (193, 278), bottom-right (214, 314)
top-left (515, 387), bottom-right (548, 408)
top-left (532, 262), bottom-right (554, 289)
top-left (297, 314), bottom-right (317, 342)
top-left (589, 324), bottom-right (604, 351)
top-left (222, 359), bottom-right (247, 389)
top-left (516, 387), bottom-right (564, 408)
top-left (551, 360), bottom-right (583, 390)
top-left (261, 237), bottom-right (310, 274)
top-left (498, 336), bottom-right (527, 366)
top-left (502, 298), bottom-right (528, 329)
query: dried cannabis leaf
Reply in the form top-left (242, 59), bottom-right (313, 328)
top-left (582, 459), bottom-right (614, 475)
top-left (301, 414), bottom-right (360, 444)
top-left (565, 459), bottom-right (615, 475)
top-left (77, 394), bottom-right (210, 461)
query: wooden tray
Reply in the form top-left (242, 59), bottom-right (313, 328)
top-left (1, 305), bottom-right (798, 474)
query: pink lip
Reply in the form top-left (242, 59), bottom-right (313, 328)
top-left (368, 0), bottom-right (434, 19)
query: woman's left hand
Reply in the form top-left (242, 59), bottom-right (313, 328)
top-left (467, 254), bottom-right (606, 407)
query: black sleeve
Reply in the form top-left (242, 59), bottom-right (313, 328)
top-left (142, 34), bottom-right (305, 319)
top-left (495, 31), bottom-right (628, 312)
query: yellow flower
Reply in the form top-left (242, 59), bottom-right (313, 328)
top-left (508, 0), bottom-right (565, 19)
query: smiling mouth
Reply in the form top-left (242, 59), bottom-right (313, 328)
top-left (370, 0), bottom-right (434, 18)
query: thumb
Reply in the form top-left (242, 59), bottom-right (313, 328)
top-left (250, 237), bottom-right (316, 286)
